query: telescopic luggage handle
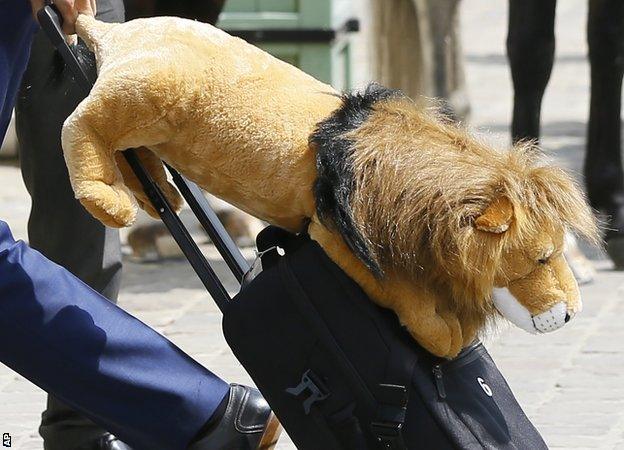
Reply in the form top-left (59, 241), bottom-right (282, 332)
top-left (37, 5), bottom-right (250, 312)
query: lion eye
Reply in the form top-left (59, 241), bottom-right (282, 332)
top-left (537, 247), bottom-right (554, 265)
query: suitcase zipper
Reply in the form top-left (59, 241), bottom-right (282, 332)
top-left (432, 343), bottom-right (483, 401)
top-left (432, 364), bottom-right (446, 399)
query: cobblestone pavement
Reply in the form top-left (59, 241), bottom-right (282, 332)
top-left (2, 0), bottom-right (624, 448)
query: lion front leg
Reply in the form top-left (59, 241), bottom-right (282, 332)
top-left (309, 217), bottom-right (463, 358)
top-left (393, 292), bottom-right (464, 359)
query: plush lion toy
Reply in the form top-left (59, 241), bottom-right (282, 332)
top-left (62, 15), bottom-right (599, 358)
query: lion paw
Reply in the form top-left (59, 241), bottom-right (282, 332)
top-left (76, 180), bottom-right (138, 228)
top-left (163, 182), bottom-right (184, 212)
top-left (407, 322), bottom-right (452, 358)
top-left (137, 181), bottom-right (184, 220)
top-left (405, 312), bottom-right (463, 359)
top-left (419, 335), bottom-right (452, 358)
top-left (439, 312), bottom-right (463, 359)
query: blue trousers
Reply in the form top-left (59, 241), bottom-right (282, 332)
top-left (0, 221), bottom-right (230, 450)
top-left (16, 1), bottom-right (128, 445)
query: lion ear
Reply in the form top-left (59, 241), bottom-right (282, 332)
top-left (475, 197), bottom-right (514, 234)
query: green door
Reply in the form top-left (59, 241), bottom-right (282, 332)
top-left (218, 0), bottom-right (354, 90)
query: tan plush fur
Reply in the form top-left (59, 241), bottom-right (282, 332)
top-left (64, 15), bottom-right (341, 231)
top-left (64, 15), bottom-right (599, 359)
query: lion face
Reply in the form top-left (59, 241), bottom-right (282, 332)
top-left (494, 227), bottom-right (580, 334)
top-left (474, 196), bottom-right (583, 334)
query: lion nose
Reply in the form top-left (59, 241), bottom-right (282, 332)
top-left (532, 301), bottom-right (569, 333)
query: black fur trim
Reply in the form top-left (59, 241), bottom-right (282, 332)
top-left (311, 83), bottom-right (403, 277)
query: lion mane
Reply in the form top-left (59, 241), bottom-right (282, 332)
top-left (312, 84), bottom-right (599, 326)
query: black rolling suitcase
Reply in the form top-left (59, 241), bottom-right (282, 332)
top-left (39, 7), bottom-right (547, 449)
top-left (225, 228), bottom-right (547, 450)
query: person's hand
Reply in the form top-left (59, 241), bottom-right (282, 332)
top-left (29, 0), bottom-right (97, 35)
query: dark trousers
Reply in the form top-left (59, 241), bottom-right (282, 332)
top-left (15, 1), bottom-right (126, 448)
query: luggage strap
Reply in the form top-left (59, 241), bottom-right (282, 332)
top-left (270, 230), bottom-right (415, 450)
top-left (371, 342), bottom-right (417, 450)
top-left (371, 384), bottom-right (408, 450)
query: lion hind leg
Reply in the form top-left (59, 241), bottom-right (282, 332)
top-left (62, 107), bottom-right (137, 228)
top-left (62, 72), bottom-right (181, 227)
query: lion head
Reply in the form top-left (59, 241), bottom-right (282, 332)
top-left (474, 194), bottom-right (589, 334)
top-left (312, 84), bottom-right (599, 339)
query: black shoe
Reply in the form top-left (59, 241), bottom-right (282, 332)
top-left (97, 434), bottom-right (133, 450)
top-left (189, 384), bottom-right (282, 450)
top-left (74, 433), bottom-right (133, 450)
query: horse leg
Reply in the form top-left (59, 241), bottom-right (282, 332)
top-left (506, 0), bottom-right (557, 143)
top-left (586, 0), bottom-right (624, 258)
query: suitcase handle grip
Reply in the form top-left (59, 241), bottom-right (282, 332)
top-left (37, 5), bottom-right (95, 92)
top-left (37, 6), bottom-right (251, 311)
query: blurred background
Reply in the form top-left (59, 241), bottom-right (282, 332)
top-left (1, 0), bottom-right (623, 448)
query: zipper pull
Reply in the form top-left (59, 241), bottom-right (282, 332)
top-left (432, 364), bottom-right (447, 399)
